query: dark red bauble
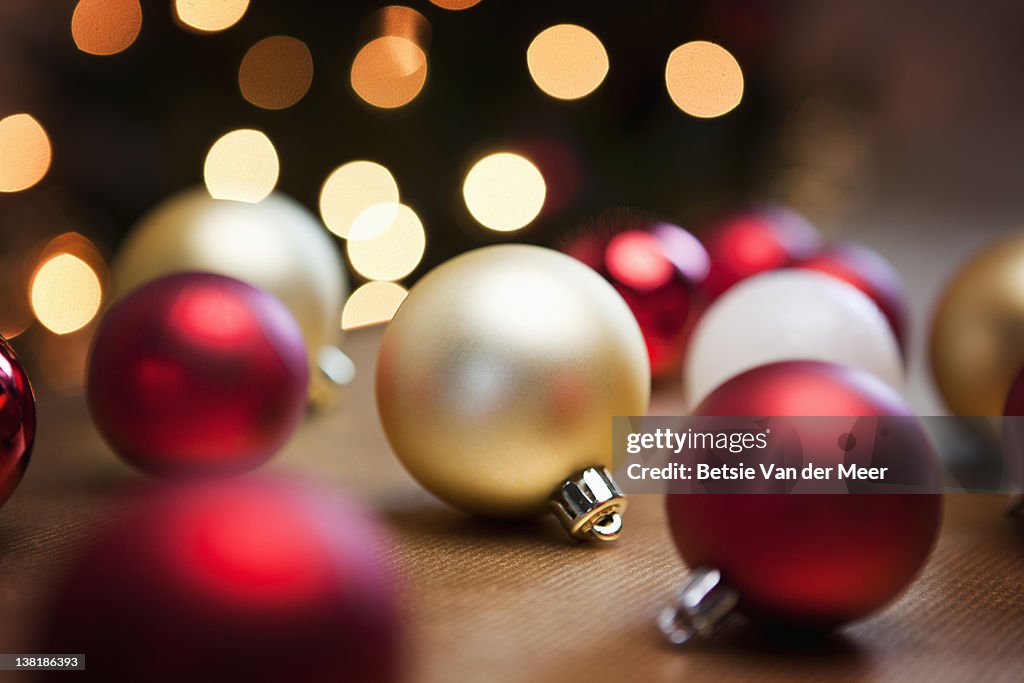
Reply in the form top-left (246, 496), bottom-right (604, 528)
top-left (565, 215), bottom-right (710, 376)
top-left (1003, 366), bottom-right (1024, 491)
top-left (0, 336), bottom-right (34, 505)
top-left (702, 206), bottom-right (820, 299)
top-left (40, 479), bottom-right (402, 683)
top-left (667, 361), bottom-right (943, 628)
top-left (87, 273), bottom-right (308, 476)
top-left (797, 243), bottom-right (909, 355)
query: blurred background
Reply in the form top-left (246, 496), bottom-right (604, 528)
top-left (2, 0), bottom-right (1024, 414)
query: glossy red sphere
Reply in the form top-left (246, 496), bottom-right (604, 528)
top-left (565, 214), bottom-right (710, 376)
top-left (88, 273), bottom-right (308, 476)
top-left (702, 206), bottom-right (820, 299)
top-left (0, 336), bottom-right (34, 505)
top-left (797, 243), bottom-right (909, 355)
top-left (41, 479), bottom-right (401, 682)
top-left (667, 361), bottom-right (943, 628)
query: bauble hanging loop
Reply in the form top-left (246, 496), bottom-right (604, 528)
top-left (657, 567), bottom-right (739, 646)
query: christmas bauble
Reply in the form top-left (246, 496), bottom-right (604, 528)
top-left (797, 242), bottom-right (909, 355)
top-left (376, 244), bottom-right (649, 540)
top-left (40, 479), bottom-right (401, 682)
top-left (88, 273), bottom-right (309, 475)
top-left (1003, 366), bottom-right (1024, 493)
top-left (0, 336), bottom-right (34, 506)
top-left (564, 212), bottom-right (710, 377)
top-left (931, 236), bottom-right (1024, 417)
top-left (702, 206), bottom-right (821, 299)
top-left (664, 361), bottom-right (942, 637)
top-left (684, 270), bottom-right (903, 410)
top-left (112, 188), bottom-right (348, 401)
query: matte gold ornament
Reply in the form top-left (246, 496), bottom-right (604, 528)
top-left (931, 235), bottom-right (1024, 417)
top-left (376, 244), bottom-right (650, 540)
top-left (112, 188), bottom-right (353, 404)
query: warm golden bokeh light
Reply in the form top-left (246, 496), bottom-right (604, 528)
top-left (346, 204), bottom-right (426, 281)
top-left (0, 114), bottom-right (52, 193)
top-left (203, 129), bottom-right (279, 203)
top-left (665, 41), bottom-right (744, 118)
top-left (462, 152), bottom-right (546, 232)
top-left (174, 0), bottom-right (248, 33)
top-left (71, 0), bottom-right (142, 56)
top-left (342, 281), bottom-right (408, 330)
top-left (527, 24), bottom-right (608, 100)
top-left (30, 253), bottom-right (103, 335)
top-left (239, 36), bottom-right (313, 110)
top-left (430, 0), bottom-right (482, 9)
top-left (351, 36), bottom-right (427, 109)
top-left (319, 161), bottom-right (400, 240)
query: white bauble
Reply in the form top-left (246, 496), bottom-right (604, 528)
top-left (684, 270), bottom-right (903, 410)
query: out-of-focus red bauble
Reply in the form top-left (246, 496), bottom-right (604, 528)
top-left (667, 361), bottom-right (943, 628)
top-left (702, 206), bottom-right (820, 299)
top-left (565, 214), bottom-right (710, 376)
top-left (0, 336), bottom-right (34, 505)
top-left (41, 480), bottom-right (401, 682)
top-left (87, 273), bottom-right (308, 476)
top-left (1003, 366), bottom-right (1024, 491)
top-left (797, 243), bottom-right (909, 355)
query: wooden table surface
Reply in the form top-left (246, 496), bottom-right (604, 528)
top-left (2, 327), bottom-right (1023, 682)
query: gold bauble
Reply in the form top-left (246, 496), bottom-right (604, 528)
top-left (112, 189), bottom-right (350, 401)
top-left (376, 244), bottom-right (649, 534)
top-left (931, 235), bottom-right (1024, 416)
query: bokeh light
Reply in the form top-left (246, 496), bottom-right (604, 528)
top-left (665, 41), bottom-right (744, 118)
top-left (341, 281), bottom-right (408, 330)
top-left (346, 204), bottom-right (426, 281)
top-left (462, 152), bottom-right (546, 232)
top-left (0, 114), bottom-right (52, 193)
top-left (71, 0), bottom-right (142, 56)
top-left (527, 24), bottom-right (608, 100)
top-left (203, 129), bottom-right (279, 203)
top-left (30, 253), bottom-right (103, 335)
top-left (174, 0), bottom-right (249, 33)
top-left (239, 36), bottom-right (313, 110)
top-left (319, 161), bottom-right (400, 240)
top-left (351, 36), bottom-right (427, 109)
top-left (430, 0), bottom-right (483, 9)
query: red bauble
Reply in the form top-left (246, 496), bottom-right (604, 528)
top-left (565, 214), bottom-right (710, 376)
top-left (797, 243), bottom-right (909, 355)
top-left (1003, 366), bottom-right (1024, 491)
top-left (702, 206), bottom-right (820, 299)
top-left (41, 479), bottom-right (401, 683)
top-left (0, 336), bottom-right (34, 505)
top-left (88, 273), bottom-right (308, 476)
top-left (667, 361), bottom-right (942, 628)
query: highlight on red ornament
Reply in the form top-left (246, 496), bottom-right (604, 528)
top-left (660, 361), bottom-right (943, 644)
top-left (564, 210), bottom-right (710, 377)
top-left (39, 479), bottom-right (403, 683)
top-left (797, 242), bottom-right (909, 355)
top-left (87, 273), bottom-right (309, 476)
top-left (702, 205), bottom-right (821, 300)
top-left (0, 336), bottom-right (35, 507)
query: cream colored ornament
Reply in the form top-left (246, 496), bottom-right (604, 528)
top-left (376, 244), bottom-right (650, 541)
top-left (112, 188), bottom-right (352, 403)
top-left (684, 270), bottom-right (903, 410)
